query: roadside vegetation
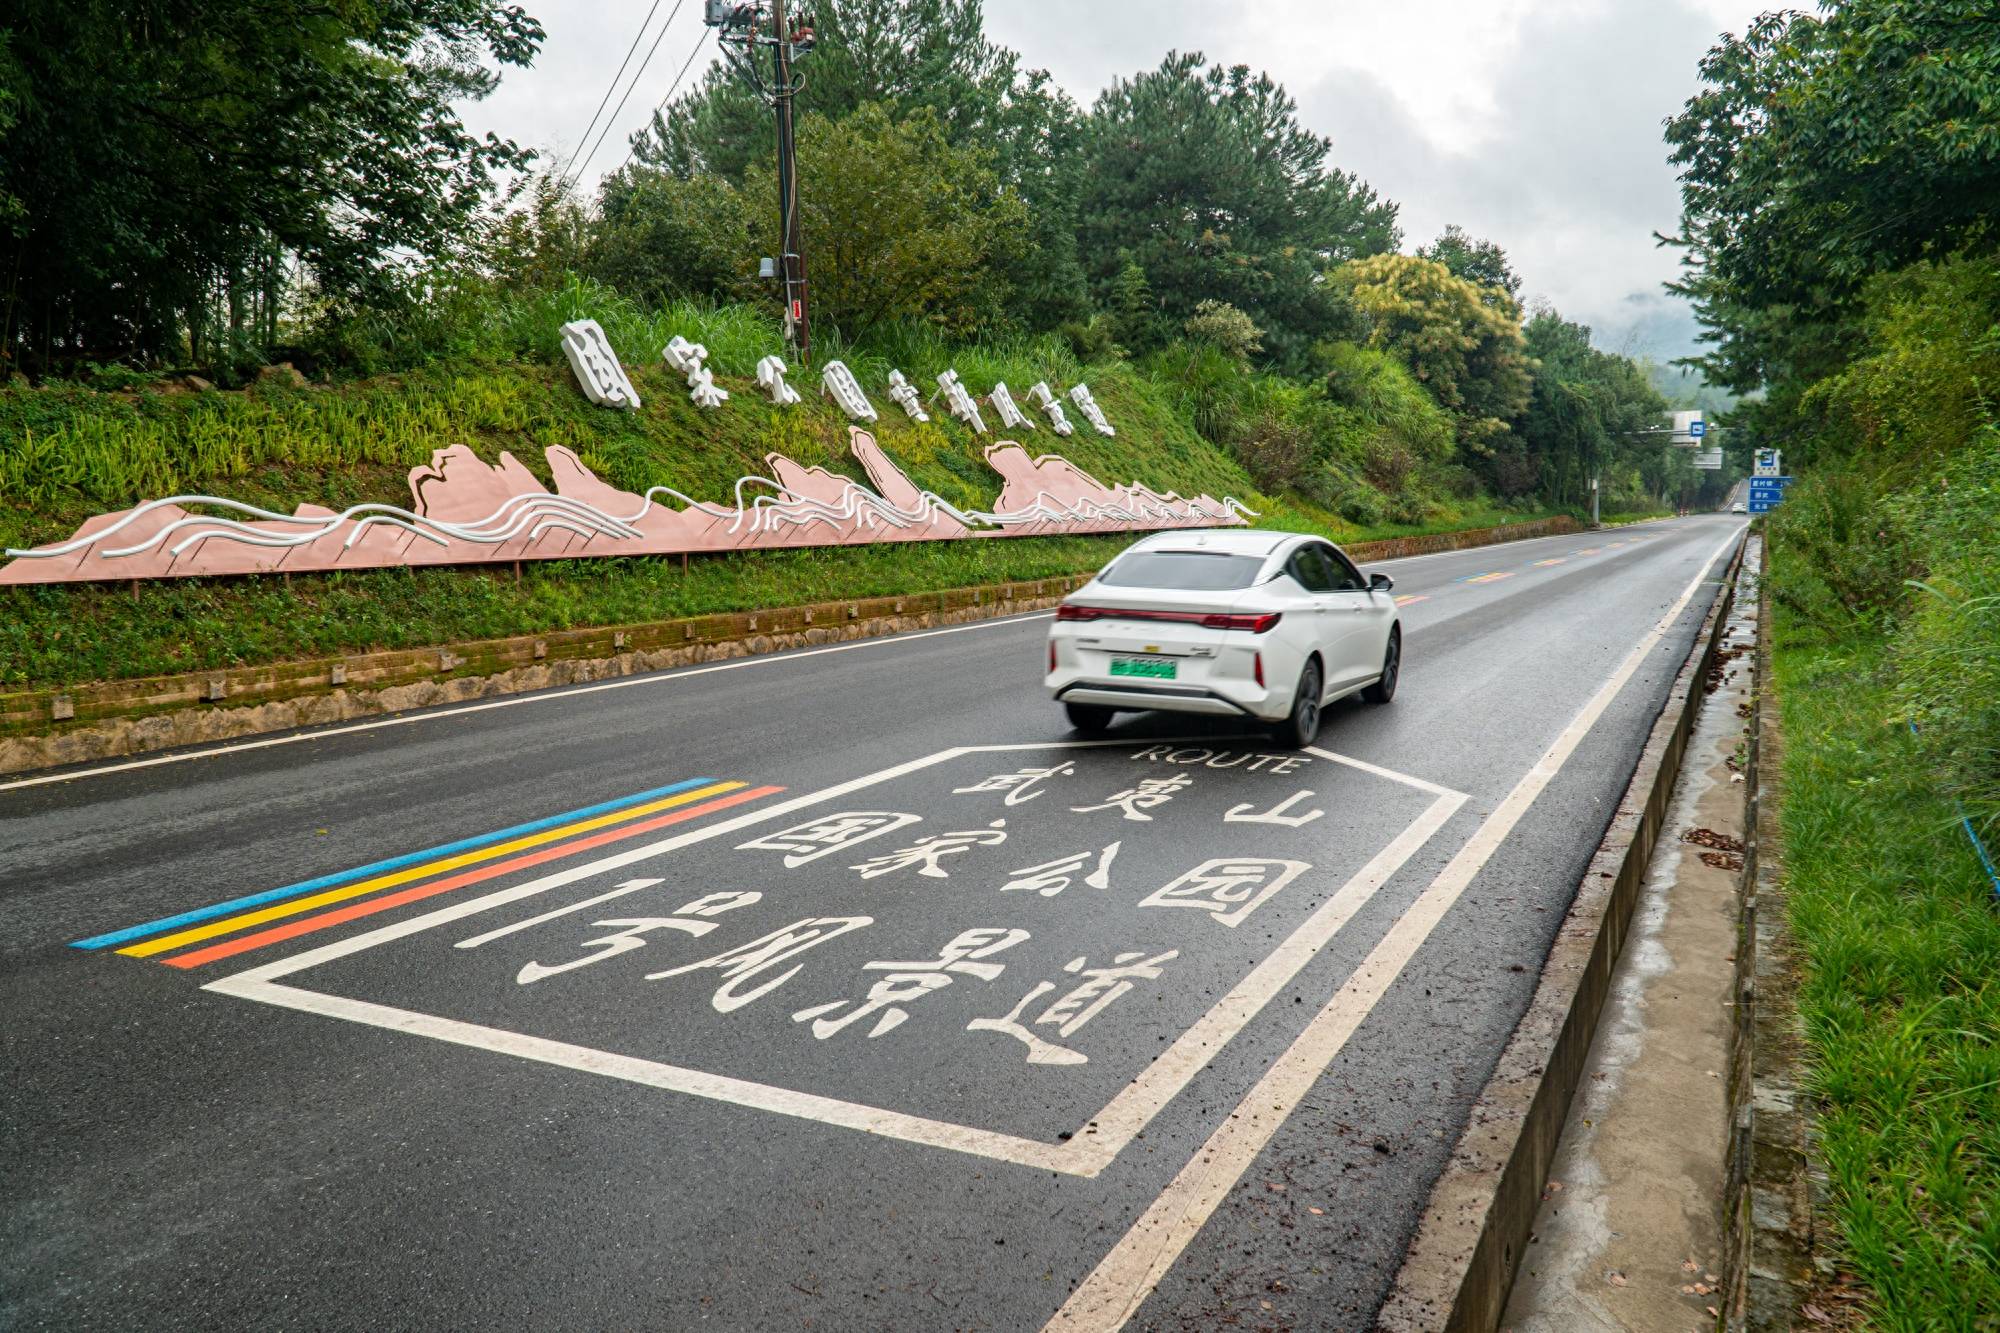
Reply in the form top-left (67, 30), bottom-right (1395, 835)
top-left (0, 0), bottom-right (1718, 693)
top-left (1667, 2), bottom-right (2000, 1320)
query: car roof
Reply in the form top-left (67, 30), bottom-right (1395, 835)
top-left (1125, 529), bottom-right (1317, 558)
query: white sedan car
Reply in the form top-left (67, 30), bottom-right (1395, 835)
top-left (1046, 530), bottom-right (1401, 747)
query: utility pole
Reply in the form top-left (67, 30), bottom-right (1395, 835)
top-left (770, 0), bottom-right (810, 365)
top-left (706, 1), bottom-right (814, 364)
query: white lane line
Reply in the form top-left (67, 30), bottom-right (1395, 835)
top-left (4, 517), bottom-right (1726, 794)
top-left (0, 612), bottom-right (1056, 793)
top-left (1044, 526), bottom-right (1741, 1331)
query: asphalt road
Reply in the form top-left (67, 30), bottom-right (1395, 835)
top-left (2, 514), bottom-right (1744, 1331)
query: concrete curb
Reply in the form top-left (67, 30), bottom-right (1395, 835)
top-left (0, 580), bottom-right (1083, 777)
top-left (0, 515), bottom-right (1588, 778)
top-left (1720, 538), bottom-right (1820, 1329)
top-left (1377, 528), bottom-right (1748, 1332)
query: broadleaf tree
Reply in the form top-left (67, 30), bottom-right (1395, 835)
top-left (0, 0), bottom-right (545, 372)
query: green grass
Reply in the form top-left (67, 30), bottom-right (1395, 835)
top-left (0, 357), bottom-right (1559, 691)
top-left (1774, 635), bottom-right (2000, 1328)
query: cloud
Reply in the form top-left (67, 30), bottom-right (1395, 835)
top-left (1278, 2), bottom-right (1725, 355)
top-left (461, 0), bottom-right (1766, 362)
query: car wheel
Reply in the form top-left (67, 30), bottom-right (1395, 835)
top-left (1362, 627), bottom-right (1401, 704)
top-left (1064, 702), bottom-right (1115, 735)
top-left (1271, 658), bottom-right (1322, 749)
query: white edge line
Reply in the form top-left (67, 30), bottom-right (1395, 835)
top-left (0, 613), bottom-right (1053, 793)
top-left (1043, 526), bottom-right (1741, 1330)
top-left (1067, 788), bottom-right (1463, 1175)
top-left (2, 519), bottom-right (1733, 795)
top-left (203, 741), bottom-right (1465, 1179)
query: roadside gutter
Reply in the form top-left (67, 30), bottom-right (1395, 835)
top-left (1377, 527), bottom-right (1747, 1331)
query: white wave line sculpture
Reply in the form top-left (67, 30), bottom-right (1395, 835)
top-left (3, 430), bottom-right (1250, 585)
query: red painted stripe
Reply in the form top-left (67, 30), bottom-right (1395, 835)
top-left (165, 786), bottom-right (784, 969)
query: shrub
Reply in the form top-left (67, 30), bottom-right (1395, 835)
top-left (1891, 427), bottom-right (2000, 837)
top-left (1763, 470), bottom-right (1916, 635)
top-left (1057, 315), bottom-right (1124, 366)
top-left (1183, 300), bottom-right (1264, 363)
top-left (1230, 409), bottom-right (1314, 495)
top-left (1141, 339), bottom-right (1247, 443)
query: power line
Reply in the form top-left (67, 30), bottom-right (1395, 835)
top-left (568, 0), bottom-right (691, 190)
top-left (613, 27), bottom-right (716, 178)
top-left (553, 0), bottom-right (667, 188)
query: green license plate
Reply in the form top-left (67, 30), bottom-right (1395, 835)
top-left (1110, 656), bottom-right (1177, 680)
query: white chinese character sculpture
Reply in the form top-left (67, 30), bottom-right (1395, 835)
top-left (662, 334), bottom-right (705, 376)
top-left (820, 360), bottom-right (878, 421)
top-left (663, 336), bottom-right (729, 409)
top-left (1068, 383), bottom-right (1115, 437)
top-left (1026, 381), bottom-right (1074, 436)
top-left (935, 369), bottom-right (987, 434)
top-left (989, 382), bottom-right (1035, 432)
top-left (886, 370), bottom-right (929, 423)
top-left (688, 366), bottom-right (728, 409)
top-left (755, 355), bottom-right (801, 406)
top-left (561, 319), bottom-right (641, 409)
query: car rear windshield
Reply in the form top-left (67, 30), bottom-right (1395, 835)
top-left (1098, 551), bottom-right (1265, 591)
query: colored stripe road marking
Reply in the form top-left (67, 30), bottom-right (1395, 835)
top-left (72, 779), bottom-right (720, 950)
top-left (1574, 547), bottom-right (1601, 555)
top-left (121, 781), bottom-right (746, 958)
top-left (1532, 558), bottom-right (1566, 567)
top-left (1466, 571), bottom-right (1516, 584)
top-left (163, 785), bottom-right (783, 969)
top-left (1393, 594), bottom-right (1429, 607)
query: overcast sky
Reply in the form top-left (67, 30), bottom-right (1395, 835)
top-left (458, 0), bottom-right (1768, 365)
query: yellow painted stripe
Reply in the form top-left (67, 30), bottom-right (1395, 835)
top-left (121, 781), bottom-right (744, 957)
top-left (1532, 558), bottom-right (1566, 567)
top-left (1468, 571), bottom-right (1516, 584)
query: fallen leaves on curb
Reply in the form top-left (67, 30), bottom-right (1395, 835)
top-left (1682, 827), bottom-right (1746, 853)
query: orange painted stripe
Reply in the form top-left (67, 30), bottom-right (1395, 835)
top-left (164, 785), bottom-right (784, 969)
top-left (1393, 594), bottom-right (1430, 607)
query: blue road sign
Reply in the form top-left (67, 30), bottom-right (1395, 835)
top-left (1748, 482), bottom-right (1788, 499)
top-left (1690, 420), bottom-right (1707, 438)
top-left (1749, 498), bottom-right (1780, 513)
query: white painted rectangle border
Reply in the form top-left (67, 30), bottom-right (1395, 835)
top-left (205, 741), bottom-right (1465, 1178)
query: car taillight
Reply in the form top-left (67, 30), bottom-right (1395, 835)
top-left (1203, 612), bottom-right (1283, 633)
top-left (1055, 604), bottom-right (1281, 633)
top-left (1254, 651), bottom-right (1264, 686)
top-left (1048, 640), bottom-right (1057, 672)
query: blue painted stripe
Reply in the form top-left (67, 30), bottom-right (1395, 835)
top-left (71, 778), bottom-right (716, 949)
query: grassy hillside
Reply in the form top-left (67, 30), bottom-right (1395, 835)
top-left (0, 323), bottom-right (1559, 691)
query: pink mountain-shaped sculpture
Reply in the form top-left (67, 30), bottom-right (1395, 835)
top-left (0, 430), bottom-right (1248, 585)
top-left (981, 443), bottom-right (1238, 535)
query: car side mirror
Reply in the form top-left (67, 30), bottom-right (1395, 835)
top-left (1369, 573), bottom-right (1394, 593)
